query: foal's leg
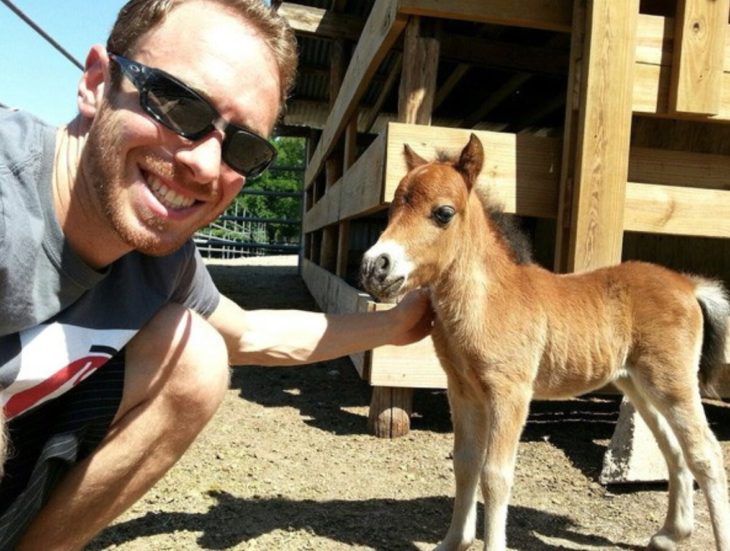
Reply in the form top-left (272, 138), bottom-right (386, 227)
top-left (656, 394), bottom-right (730, 551)
top-left (632, 363), bottom-right (730, 551)
top-left (479, 386), bottom-right (531, 551)
top-left (613, 377), bottom-right (694, 549)
top-left (435, 390), bottom-right (488, 551)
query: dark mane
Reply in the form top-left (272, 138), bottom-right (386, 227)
top-left (485, 205), bottom-right (533, 265)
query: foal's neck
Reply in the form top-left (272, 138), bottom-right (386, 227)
top-left (438, 195), bottom-right (520, 299)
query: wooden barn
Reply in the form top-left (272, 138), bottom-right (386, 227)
top-left (275, 0), bottom-right (730, 453)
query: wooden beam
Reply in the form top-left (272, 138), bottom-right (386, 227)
top-left (635, 13), bottom-right (730, 70)
top-left (624, 184), bottom-right (730, 238)
top-left (555, 0), bottom-right (639, 272)
top-left (633, 13), bottom-right (730, 121)
top-left (439, 35), bottom-right (569, 76)
top-left (303, 133), bottom-right (386, 233)
top-left (397, 0), bottom-right (573, 33)
top-left (366, 301), bottom-right (445, 388)
top-left (361, 54), bottom-right (402, 133)
top-left (629, 147), bottom-right (730, 190)
top-left (300, 258), bottom-right (370, 376)
top-left (669, 0), bottom-right (729, 115)
top-left (633, 64), bottom-right (730, 121)
top-left (279, 2), bottom-right (362, 41)
top-left (397, 16), bottom-right (440, 125)
top-left (385, 123), bottom-right (561, 218)
top-left (304, 0), bottom-right (407, 189)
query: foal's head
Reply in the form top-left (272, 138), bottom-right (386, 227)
top-left (360, 134), bottom-right (484, 301)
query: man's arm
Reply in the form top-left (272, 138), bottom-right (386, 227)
top-left (206, 290), bottom-right (433, 366)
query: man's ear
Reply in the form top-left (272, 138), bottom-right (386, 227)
top-left (77, 45), bottom-right (110, 120)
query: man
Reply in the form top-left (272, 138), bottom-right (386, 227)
top-left (0, 0), bottom-right (433, 548)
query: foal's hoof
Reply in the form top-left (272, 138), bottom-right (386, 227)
top-left (647, 533), bottom-right (678, 551)
top-left (433, 539), bottom-right (473, 551)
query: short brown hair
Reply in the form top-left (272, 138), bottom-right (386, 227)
top-left (106, 0), bottom-right (297, 111)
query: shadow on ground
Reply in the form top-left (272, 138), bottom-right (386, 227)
top-left (89, 491), bottom-right (643, 551)
top-left (89, 259), bottom-right (727, 549)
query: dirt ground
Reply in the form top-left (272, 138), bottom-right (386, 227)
top-left (88, 255), bottom-right (730, 551)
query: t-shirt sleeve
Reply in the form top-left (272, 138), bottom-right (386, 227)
top-left (170, 245), bottom-right (220, 318)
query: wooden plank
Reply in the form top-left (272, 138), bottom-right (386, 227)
top-left (306, 130), bottom-right (730, 239)
top-left (365, 300), bottom-right (446, 388)
top-left (632, 12), bottom-right (730, 120)
top-left (302, 183), bottom-right (339, 233)
top-left (339, 133), bottom-right (387, 220)
top-left (634, 62), bottom-right (730, 121)
top-left (669, 0), bottom-right (729, 115)
top-left (629, 147), bottom-right (730, 190)
top-left (397, 16), bottom-right (440, 125)
top-left (634, 13), bottom-right (730, 70)
top-left (559, 0), bottom-right (639, 272)
top-left (304, 0), bottom-right (407, 190)
top-left (397, 0), bottom-right (573, 33)
top-left (278, 2), bottom-right (363, 41)
top-left (623, 183), bottom-right (730, 237)
top-left (385, 123), bottom-right (561, 218)
top-left (300, 258), bottom-right (370, 376)
top-left (554, 0), bottom-right (586, 271)
top-left (302, 132), bottom-right (386, 234)
top-left (362, 54), bottom-right (402, 133)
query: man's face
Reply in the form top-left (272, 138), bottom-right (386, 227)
top-left (82, 0), bottom-right (281, 257)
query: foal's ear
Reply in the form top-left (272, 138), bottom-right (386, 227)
top-left (456, 134), bottom-right (484, 189)
top-left (403, 144), bottom-right (428, 170)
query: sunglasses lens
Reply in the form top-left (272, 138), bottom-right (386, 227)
top-left (145, 78), bottom-right (215, 138)
top-left (224, 131), bottom-right (276, 178)
top-left (112, 54), bottom-right (276, 178)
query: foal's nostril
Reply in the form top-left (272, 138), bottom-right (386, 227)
top-left (374, 253), bottom-right (391, 277)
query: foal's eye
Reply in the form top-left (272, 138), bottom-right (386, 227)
top-left (432, 205), bottom-right (456, 226)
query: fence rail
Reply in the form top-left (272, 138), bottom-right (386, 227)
top-left (195, 165), bottom-right (304, 259)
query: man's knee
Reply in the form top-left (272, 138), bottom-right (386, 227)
top-left (120, 304), bottom-right (230, 426)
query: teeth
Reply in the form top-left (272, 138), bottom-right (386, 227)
top-left (147, 175), bottom-right (195, 209)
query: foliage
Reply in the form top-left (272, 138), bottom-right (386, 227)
top-left (222, 136), bottom-right (305, 244)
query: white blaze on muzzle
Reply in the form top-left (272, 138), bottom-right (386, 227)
top-left (361, 239), bottom-right (414, 297)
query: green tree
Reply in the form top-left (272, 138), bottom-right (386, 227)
top-left (235, 136), bottom-right (305, 244)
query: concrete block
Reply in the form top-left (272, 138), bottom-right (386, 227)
top-left (599, 398), bottom-right (668, 484)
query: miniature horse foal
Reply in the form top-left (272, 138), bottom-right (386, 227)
top-left (360, 135), bottom-right (730, 551)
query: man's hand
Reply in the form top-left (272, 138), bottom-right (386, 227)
top-left (388, 288), bottom-right (435, 346)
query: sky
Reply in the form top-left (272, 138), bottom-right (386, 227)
top-left (0, 1), bottom-right (124, 125)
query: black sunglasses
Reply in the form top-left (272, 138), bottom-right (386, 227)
top-left (108, 52), bottom-right (276, 179)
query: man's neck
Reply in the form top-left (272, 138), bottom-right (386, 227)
top-left (53, 116), bottom-right (131, 269)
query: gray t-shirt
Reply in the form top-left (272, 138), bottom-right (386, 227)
top-left (0, 109), bottom-right (221, 419)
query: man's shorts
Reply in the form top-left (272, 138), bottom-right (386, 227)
top-left (0, 354), bottom-right (125, 549)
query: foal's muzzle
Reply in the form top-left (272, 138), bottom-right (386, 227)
top-left (360, 249), bottom-right (406, 301)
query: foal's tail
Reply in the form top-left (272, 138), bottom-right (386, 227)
top-left (693, 277), bottom-right (730, 397)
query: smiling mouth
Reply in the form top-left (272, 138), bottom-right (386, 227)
top-left (146, 173), bottom-right (197, 210)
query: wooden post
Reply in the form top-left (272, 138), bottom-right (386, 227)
top-left (303, 129), bottom-right (319, 261)
top-left (367, 387), bottom-right (414, 438)
top-left (669, 0), bottom-right (729, 116)
top-left (320, 39), bottom-right (348, 272)
top-left (397, 17), bottom-right (440, 125)
top-left (555, 0), bottom-right (638, 272)
top-left (335, 122), bottom-right (358, 278)
top-left (369, 16), bottom-right (440, 438)
top-left (554, 0), bottom-right (672, 483)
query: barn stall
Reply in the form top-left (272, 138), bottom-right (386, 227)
top-left (276, 0), bottom-right (730, 476)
